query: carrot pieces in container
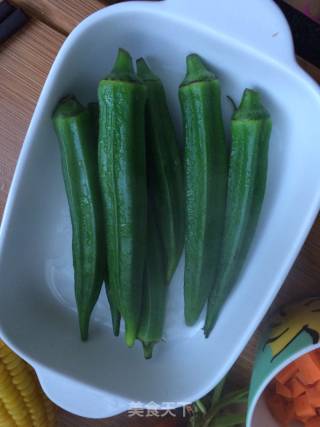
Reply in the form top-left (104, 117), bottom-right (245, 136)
top-left (276, 382), bottom-right (292, 399)
top-left (306, 417), bottom-right (320, 427)
top-left (277, 363), bottom-right (298, 385)
top-left (265, 394), bottom-right (293, 425)
top-left (295, 353), bottom-right (320, 385)
top-left (265, 349), bottom-right (320, 426)
top-left (294, 394), bottom-right (316, 418)
top-left (306, 386), bottom-right (320, 407)
top-left (288, 377), bottom-right (306, 398)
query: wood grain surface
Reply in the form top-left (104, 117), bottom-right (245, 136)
top-left (0, 1), bottom-right (320, 426)
top-left (10, 0), bottom-right (104, 35)
top-left (0, 19), bottom-right (64, 218)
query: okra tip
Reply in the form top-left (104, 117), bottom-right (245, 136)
top-left (52, 95), bottom-right (83, 120)
top-left (185, 311), bottom-right (200, 327)
top-left (203, 302), bottom-right (222, 338)
top-left (233, 89), bottom-right (270, 121)
top-left (125, 327), bottom-right (137, 348)
top-left (79, 316), bottom-right (90, 342)
top-left (111, 316), bottom-right (121, 337)
top-left (136, 57), bottom-right (157, 81)
top-left (108, 48), bottom-right (136, 81)
top-left (142, 342), bottom-right (155, 360)
top-left (203, 326), bottom-right (211, 339)
top-left (180, 53), bottom-right (216, 87)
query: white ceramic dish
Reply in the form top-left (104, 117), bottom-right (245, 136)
top-left (1, 0), bottom-right (320, 419)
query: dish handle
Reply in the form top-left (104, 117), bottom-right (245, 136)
top-left (163, 0), bottom-right (296, 66)
top-left (35, 367), bottom-right (129, 419)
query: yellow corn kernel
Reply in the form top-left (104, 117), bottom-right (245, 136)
top-left (6, 363), bottom-right (25, 377)
top-left (0, 341), bottom-right (56, 426)
top-left (0, 399), bottom-right (14, 424)
top-left (5, 356), bottom-right (21, 371)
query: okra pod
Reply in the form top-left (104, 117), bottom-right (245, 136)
top-left (98, 49), bottom-right (147, 347)
top-left (53, 96), bottom-right (104, 341)
top-left (179, 54), bottom-right (228, 326)
top-left (204, 89), bottom-right (272, 336)
top-left (137, 58), bottom-right (184, 284)
top-left (138, 204), bottom-right (167, 359)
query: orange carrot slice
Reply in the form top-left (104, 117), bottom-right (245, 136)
top-left (266, 394), bottom-right (289, 424)
top-left (296, 371), bottom-right (309, 386)
top-left (305, 416), bottom-right (320, 427)
top-left (287, 377), bottom-right (306, 398)
top-left (266, 351), bottom-right (320, 426)
top-left (276, 364), bottom-right (298, 385)
top-left (286, 401), bottom-right (296, 424)
top-left (294, 394), bottom-right (317, 418)
top-left (306, 387), bottom-right (320, 407)
top-left (276, 381), bottom-right (293, 399)
top-left (294, 354), bottom-right (320, 386)
top-left (300, 416), bottom-right (312, 425)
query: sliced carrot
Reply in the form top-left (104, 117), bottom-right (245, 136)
top-left (276, 364), bottom-right (298, 385)
top-left (266, 394), bottom-right (289, 424)
top-left (311, 352), bottom-right (320, 362)
top-left (296, 371), bottom-right (309, 386)
top-left (294, 354), bottom-right (320, 385)
top-left (286, 401), bottom-right (296, 424)
top-left (267, 381), bottom-right (276, 394)
top-left (310, 352), bottom-right (320, 374)
top-left (266, 351), bottom-right (320, 426)
top-left (315, 349), bottom-right (320, 362)
top-left (294, 393), bottom-right (317, 419)
top-left (305, 416), bottom-right (320, 427)
top-left (287, 377), bottom-right (306, 398)
top-left (306, 387), bottom-right (320, 407)
top-left (276, 381), bottom-right (293, 399)
top-left (301, 417), bottom-right (313, 425)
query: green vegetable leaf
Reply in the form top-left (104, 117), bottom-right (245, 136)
top-left (217, 388), bottom-right (248, 410)
top-left (209, 413), bottom-right (246, 427)
top-left (195, 399), bottom-right (207, 415)
top-left (202, 387), bottom-right (248, 427)
top-left (210, 377), bottom-right (226, 408)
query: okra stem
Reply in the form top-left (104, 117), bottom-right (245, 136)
top-left (108, 48), bottom-right (136, 81)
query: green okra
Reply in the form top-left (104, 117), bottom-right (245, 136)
top-left (53, 96), bottom-right (104, 341)
top-left (89, 101), bottom-right (121, 337)
top-left (137, 204), bottom-right (167, 359)
top-left (204, 89), bottom-right (272, 337)
top-left (98, 49), bottom-right (147, 347)
top-left (179, 54), bottom-right (228, 326)
top-left (137, 58), bottom-right (184, 284)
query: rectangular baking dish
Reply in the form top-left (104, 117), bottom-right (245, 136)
top-left (1, 0), bottom-right (320, 419)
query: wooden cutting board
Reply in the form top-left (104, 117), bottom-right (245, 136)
top-left (1, 1), bottom-right (320, 425)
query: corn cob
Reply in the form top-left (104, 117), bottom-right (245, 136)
top-left (0, 340), bottom-right (56, 427)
